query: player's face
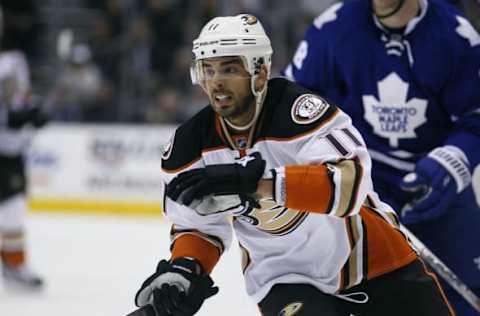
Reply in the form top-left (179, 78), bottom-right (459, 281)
top-left (201, 57), bottom-right (255, 124)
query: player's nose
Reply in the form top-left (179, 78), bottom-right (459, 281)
top-left (211, 78), bottom-right (226, 89)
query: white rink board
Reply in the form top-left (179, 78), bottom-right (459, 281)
top-left (0, 213), bottom-right (259, 316)
top-left (27, 123), bottom-right (176, 206)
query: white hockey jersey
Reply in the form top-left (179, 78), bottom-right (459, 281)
top-left (160, 78), bottom-right (416, 303)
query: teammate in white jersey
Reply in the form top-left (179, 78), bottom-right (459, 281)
top-left (133, 14), bottom-right (454, 316)
top-left (0, 7), bottom-right (45, 289)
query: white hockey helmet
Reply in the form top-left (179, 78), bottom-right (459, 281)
top-left (190, 14), bottom-right (273, 85)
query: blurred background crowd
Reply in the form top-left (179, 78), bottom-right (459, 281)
top-left (2, 0), bottom-right (479, 125)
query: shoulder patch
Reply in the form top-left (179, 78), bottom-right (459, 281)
top-left (291, 94), bottom-right (330, 125)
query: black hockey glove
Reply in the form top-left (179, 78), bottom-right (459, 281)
top-left (8, 107), bottom-right (49, 129)
top-left (166, 152), bottom-right (266, 207)
top-left (135, 257), bottom-right (219, 316)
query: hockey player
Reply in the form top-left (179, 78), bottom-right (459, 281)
top-left (133, 14), bottom-right (454, 316)
top-left (283, 0), bottom-right (480, 314)
top-left (0, 7), bottom-right (45, 289)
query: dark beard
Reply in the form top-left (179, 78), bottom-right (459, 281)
top-left (223, 93), bottom-right (256, 122)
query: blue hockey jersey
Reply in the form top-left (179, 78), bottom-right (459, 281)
top-left (284, 0), bottom-right (480, 198)
top-left (284, 0), bottom-right (480, 290)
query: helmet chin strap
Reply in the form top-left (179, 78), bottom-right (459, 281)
top-left (224, 75), bottom-right (266, 131)
top-left (373, 0), bottom-right (406, 19)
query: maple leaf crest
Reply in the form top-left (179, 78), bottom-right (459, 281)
top-left (362, 73), bottom-right (427, 147)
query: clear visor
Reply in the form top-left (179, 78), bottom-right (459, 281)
top-left (190, 56), bottom-right (251, 86)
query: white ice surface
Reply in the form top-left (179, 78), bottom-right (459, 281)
top-left (0, 213), bottom-right (259, 316)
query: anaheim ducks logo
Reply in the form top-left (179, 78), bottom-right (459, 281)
top-left (241, 14), bottom-right (258, 25)
top-left (278, 302), bottom-right (304, 316)
top-left (291, 94), bottom-right (330, 125)
top-left (237, 200), bottom-right (308, 235)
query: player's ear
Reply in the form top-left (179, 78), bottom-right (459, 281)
top-left (254, 64), bottom-right (268, 93)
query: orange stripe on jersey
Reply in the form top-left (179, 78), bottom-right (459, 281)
top-left (171, 234), bottom-right (221, 274)
top-left (360, 207), bottom-right (417, 280)
top-left (419, 259), bottom-right (456, 316)
top-left (284, 165), bottom-right (333, 213)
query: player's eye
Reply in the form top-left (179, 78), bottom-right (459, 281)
top-left (224, 66), bottom-right (237, 74)
top-left (204, 67), bottom-right (215, 78)
top-left (220, 66), bottom-right (241, 77)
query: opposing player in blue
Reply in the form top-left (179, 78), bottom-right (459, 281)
top-left (284, 0), bottom-right (480, 314)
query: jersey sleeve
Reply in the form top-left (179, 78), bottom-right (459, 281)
top-left (282, 3), bottom-right (343, 95)
top-left (272, 110), bottom-right (373, 218)
top-left (160, 160), bottom-right (233, 274)
top-left (442, 16), bottom-right (480, 168)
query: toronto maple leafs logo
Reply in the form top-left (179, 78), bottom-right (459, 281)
top-left (362, 73), bottom-right (427, 147)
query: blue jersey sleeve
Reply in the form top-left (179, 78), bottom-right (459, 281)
top-left (443, 16), bottom-right (480, 168)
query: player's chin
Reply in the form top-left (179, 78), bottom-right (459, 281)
top-left (214, 104), bottom-right (236, 117)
